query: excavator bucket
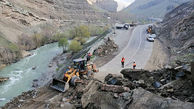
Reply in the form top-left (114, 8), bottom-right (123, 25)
top-left (50, 78), bottom-right (66, 92)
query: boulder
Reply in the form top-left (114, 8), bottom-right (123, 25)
top-left (81, 80), bottom-right (132, 109)
top-left (128, 88), bottom-right (194, 109)
top-left (104, 74), bottom-right (123, 85)
top-left (120, 69), bottom-right (150, 80)
top-left (0, 77), bottom-right (9, 82)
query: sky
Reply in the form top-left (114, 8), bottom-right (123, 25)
top-left (114, 0), bottom-right (135, 11)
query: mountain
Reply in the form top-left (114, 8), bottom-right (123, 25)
top-left (87, 0), bottom-right (118, 12)
top-left (120, 0), bottom-right (191, 20)
top-left (157, 1), bottom-right (194, 63)
top-left (0, 0), bottom-right (109, 67)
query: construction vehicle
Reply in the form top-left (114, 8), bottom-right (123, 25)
top-left (146, 25), bottom-right (155, 34)
top-left (50, 58), bottom-right (98, 92)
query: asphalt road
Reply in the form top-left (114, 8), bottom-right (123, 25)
top-left (95, 25), bottom-right (153, 81)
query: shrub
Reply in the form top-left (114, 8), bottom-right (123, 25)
top-left (33, 33), bottom-right (44, 47)
top-left (58, 37), bottom-right (69, 53)
top-left (69, 25), bottom-right (90, 44)
top-left (8, 43), bottom-right (20, 52)
top-left (53, 32), bottom-right (68, 41)
top-left (69, 40), bottom-right (82, 53)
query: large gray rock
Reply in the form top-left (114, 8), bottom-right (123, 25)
top-left (129, 88), bottom-right (194, 109)
top-left (81, 80), bottom-right (132, 109)
top-left (120, 69), bottom-right (150, 81)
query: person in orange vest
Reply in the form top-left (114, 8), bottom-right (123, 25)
top-left (121, 57), bottom-right (125, 68)
top-left (87, 52), bottom-right (92, 62)
top-left (133, 62), bottom-right (136, 69)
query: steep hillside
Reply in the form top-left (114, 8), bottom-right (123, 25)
top-left (120, 0), bottom-right (191, 20)
top-left (0, 0), bottom-right (109, 67)
top-left (156, 1), bottom-right (194, 64)
top-left (87, 0), bottom-right (118, 12)
top-left (0, 36), bottom-right (21, 67)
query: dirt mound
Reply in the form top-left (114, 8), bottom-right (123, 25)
top-left (93, 37), bottom-right (118, 57)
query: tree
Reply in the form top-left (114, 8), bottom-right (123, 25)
top-left (69, 40), bottom-right (82, 53)
top-left (79, 25), bottom-right (90, 38)
top-left (69, 25), bottom-right (90, 44)
top-left (58, 37), bottom-right (69, 53)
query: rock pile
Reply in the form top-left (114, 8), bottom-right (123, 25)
top-left (120, 67), bottom-right (194, 103)
top-left (93, 37), bottom-right (118, 57)
top-left (66, 70), bottom-right (194, 109)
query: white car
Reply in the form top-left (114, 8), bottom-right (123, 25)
top-left (148, 34), bottom-right (156, 38)
top-left (147, 37), bottom-right (154, 42)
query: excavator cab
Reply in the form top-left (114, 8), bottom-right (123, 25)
top-left (73, 58), bottom-right (87, 73)
top-left (147, 25), bottom-right (155, 34)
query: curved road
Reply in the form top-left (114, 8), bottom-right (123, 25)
top-left (95, 25), bottom-right (153, 81)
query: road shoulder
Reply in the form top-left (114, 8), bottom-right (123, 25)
top-left (144, 39), bottom-right (169, 71)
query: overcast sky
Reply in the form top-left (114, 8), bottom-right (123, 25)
top-left (114, 0), bottom-right (135, 11)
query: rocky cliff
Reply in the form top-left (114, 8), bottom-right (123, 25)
top-left (119, 0), bottom-right (191, 21)
top-left (0, 0), bottom-right (109, 67)
top-left (87, 0), bottom-right (118, 12)
top-left (156, 1), bottom-right (194, 64)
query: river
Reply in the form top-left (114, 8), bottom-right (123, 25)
top-left (0, 43), bottom-right (62, 107)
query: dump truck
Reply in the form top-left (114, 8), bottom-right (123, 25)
top-left (50, 58), bottom-right (98, 92)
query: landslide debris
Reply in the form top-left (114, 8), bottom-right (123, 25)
top-left (93, 37), bottom-right (118, 57)
top-left (2, 66), bottom-right (194, 109)
top-left (67, 67), bottom-right (194, 109)
top-left (120, 67), bottom-right (194, 103)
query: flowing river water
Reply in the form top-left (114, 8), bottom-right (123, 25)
top-left (0, 43), bottom-right (62, 107)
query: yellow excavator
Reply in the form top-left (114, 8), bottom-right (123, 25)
top-left (50, 58), bottom-right (98, 92)
top-left (147, 25), bottom-right (152, 34)
top-left (147, 25), bottom-right (155, 34)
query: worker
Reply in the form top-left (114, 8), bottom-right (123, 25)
top-left (121, 57), bottom-right (125, 68)
top-left (133, 62), bottom-right (136, 69)
top-left (87, 53), bottom-right (92, 62)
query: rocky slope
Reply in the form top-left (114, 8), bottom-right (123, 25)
top-left (156, 1), bottom-right (194, 64)
top-left (87, 0), bottom-right (118, 12)
top-left (0, 0), bottom-right (109, 67)
top-left (0, 36), bottom-right (21, 67)
top-left (119, 0), bottom-right (191, 21)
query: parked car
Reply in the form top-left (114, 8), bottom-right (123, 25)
top-left (115, 23), bottom-right (129, 30)
top-left (148, 34), bottom-right (156, 38)
top-left (147, 36), bottom-right (154, 42)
